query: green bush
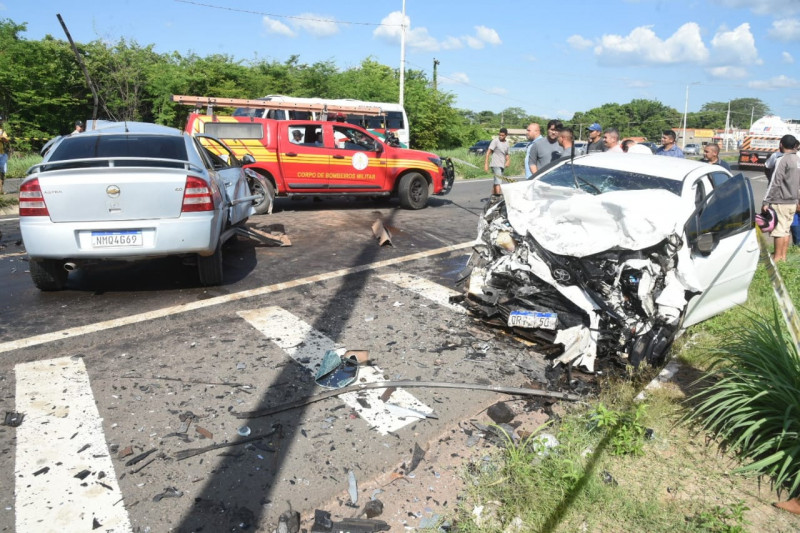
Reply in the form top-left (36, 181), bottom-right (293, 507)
top-left (686, 308), bottom-right (800, 496)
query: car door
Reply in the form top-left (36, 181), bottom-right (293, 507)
top-left (278, 124), bottom-right (328, 192)
top-left (327, 124), bottom-right (388, 191)
top-left (682, 173), bottom-right (760, 327)
top-left (194, 136), bottom-right (251, 224)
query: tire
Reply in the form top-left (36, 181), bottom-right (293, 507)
top-left (30, 259), bottom-right (68, 291)
top-left (398, 172), bottom-right (429, 210)
top-left (250, 177), bottom-right (274, 215)
top-left (197, 242), bottom-right (224, 286)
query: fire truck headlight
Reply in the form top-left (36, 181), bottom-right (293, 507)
top-left (428, 156), bottom-right (443, 168)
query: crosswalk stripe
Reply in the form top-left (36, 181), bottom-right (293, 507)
top-left (238, 306), bottom-right (433, 435)
top-left (14, 356), bottom-right (132, 532)
top-left (376, 272), bottom-right (467, 314)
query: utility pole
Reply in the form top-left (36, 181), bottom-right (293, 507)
top-left (399, 0), bottom-right (406, 107)
top-left (433, 58), bottom-right (440, 91)
top-left (57, 14), bottom-right (99, 123)
top-left (750, 106), bottom-right (755, 129)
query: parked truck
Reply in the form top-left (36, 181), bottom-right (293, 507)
top-left (738, 115), bottom-right (800, 170)
top-left (174, 95), bottom-right (454, 209)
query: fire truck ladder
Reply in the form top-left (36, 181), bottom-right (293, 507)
top-left (171, 95), bottom-right (384, 117)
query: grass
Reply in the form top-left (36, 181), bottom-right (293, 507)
top-left (445, 244), bottom-right (800, 532)
top-left (438, 147), bottom-right (528, 181)
top-left (7, 153), bottom-right (42, 179)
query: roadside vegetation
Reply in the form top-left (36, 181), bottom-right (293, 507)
top-left (446, 248), bottom-right (800, 532)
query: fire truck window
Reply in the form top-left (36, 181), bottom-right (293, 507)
top-left (333, 126), bottom-right (375, 151)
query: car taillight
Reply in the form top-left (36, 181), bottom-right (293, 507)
top-left (181, 176), bottom-right (214, 212)
top-left (19, 179), bottom-right (50, 217)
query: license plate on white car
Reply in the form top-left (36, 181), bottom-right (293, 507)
top-left (91, 231), bottom-right (143, 248)
top-left (508, 310), bottom-right (558, 330)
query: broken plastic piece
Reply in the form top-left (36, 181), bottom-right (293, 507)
top-left (371, 219), bottom-right (393, 247)
top-left (196, 426), bottom-right (213, 439)
top-left (315, 350), bottom-right (358, 389)
top-left (348, 470), bottom-right (358, 505)
top-left (2, 411), bottom-right (24, 427)
top-left (125, 448), bottom-right (157, 467)
top-left (153, 486), bottom-right (184, 502)
top-left (74, 469), bottom-right (91, 480)
top-left (363, 499), bottom-right (384, 518)
top-left (33, 466), bottom-right (50, 476)
top-left (237, 426), bottom-right (251, 437)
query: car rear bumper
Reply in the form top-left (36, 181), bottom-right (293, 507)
top-left (21, 213), bottom-right (221, 260)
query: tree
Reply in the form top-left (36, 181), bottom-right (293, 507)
top-left (700, 98), bottom-right (771, 130)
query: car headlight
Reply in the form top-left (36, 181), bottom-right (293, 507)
top-left (428, 156), bottom-right (443, 168)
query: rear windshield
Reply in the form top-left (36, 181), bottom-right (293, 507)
top-left (538, 162), bottom-right (683, 196)
top-left (49, 134), bottom-right (188, 162)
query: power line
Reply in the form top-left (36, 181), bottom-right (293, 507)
top-left (174, 0), bottom-right (401, 27)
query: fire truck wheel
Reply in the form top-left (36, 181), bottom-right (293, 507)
top-left (398, 172), bottom-right (429, 210)
top-left (250, 178), bottom-right (274, 215)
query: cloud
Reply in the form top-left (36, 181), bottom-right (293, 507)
top-left (475, 26), bottom-right (501, 46)
top-left (709, 23), bottom-right (760, 65)
top-left (263, 16), bottom-right (295, 38)
top-left (487, 87), bottom-right (508, 95)
top-left (373, 12), bottom-right (500, 52)
top-left (594, 23), bottom-right (709, 66)
top-left (442, 72), bottom-right (470, 85)
top-left (706, 66), bottom-right (748, 79)
top-left (714, 0), bottom-right (800, 16)
top-left (783, 51), bottom-right (795, 64)
top-left (748, 75), bottom-right (800, 90)
top-left (769, 19), bottom-right (800, 42)
top-left (567, 35), bottom-right (593, 50)
top-left (292, 13), bottom-right (340, 37)
top-left (625, 79), bottom-right (652, 88)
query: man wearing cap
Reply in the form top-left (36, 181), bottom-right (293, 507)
top-left (72, 120), bottom-right (85, 135)
top-left (586, 123), bottom-right (606, 153)
top-left (0, 118), bottom-right (9, 194)
top-left (762, 134), bottom-right (800, 262)
top-left (524, 122), bottom-right (542, 179)
top-left (485, 127), bottom-right (510, 195)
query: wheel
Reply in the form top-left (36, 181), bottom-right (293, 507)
top-left (197, 242), bottom-right (224, 286)
top-left (398, 172), bottom-right (429, 210)
top-left (29, 259), bottom-right (68, 291)
top-left (249, 177), bottom-right (274, 215)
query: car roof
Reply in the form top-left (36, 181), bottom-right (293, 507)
top-left (566, 152), bottom-right (725, 182)
top-left (83, 121), bottom-right (184, 136)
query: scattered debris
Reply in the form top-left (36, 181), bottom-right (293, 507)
top-left (174, 425), bottom-right (279, 461)
top-left (348, 470), bottom-right (358, 505)
top-left (276, 501), bottom-right (301, 533)
top-left (316, 349), bottom-right (360, 389)
top-left (383, 403), bottom-right (437, 420)
top-left (2, 411), bottom-right (24, 427)
top-left (362, 499), bottom-right (384, 519)
top-left (311, 509), bottom-right (390, 532)
top-left (487, 402), bottom-right (515, 424)
top-left (235, 381), bottom-right (581, 419)
top-left (407, 443), bottom-right (426, 475)
top-left (153, 486), bottom-right (184, 502)
top-left (117, 446), bottom-right (133, 460)
top-left (235, 225), bottom-right (292, 246)
top-left (92, 517), bottom-right (102, 530)
top-left (74, 469), bottom-right (91, 480)
top-left (33, 466), bottom-right (50, 476)
top-left (195, 426), bottom-right (213, 440)
top-left (125, 448), bottom-right (157, 467)
top-left (237, 426), bottom-right (251, 437)
top-left (371, 219), bottom-right (393, 247)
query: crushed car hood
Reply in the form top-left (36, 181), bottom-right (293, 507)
top-left (501, 180), bottom-right (688, 257)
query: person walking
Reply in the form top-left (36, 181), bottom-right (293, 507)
top-left (655, 130), bottom-right (684, 158)
top-left (0, 118), bottom-right (9, 194)
top-left (524, 123), bottom-right (542, 180)
top-left (586, 123), bottom-right (606, 153)
top-left (762, 134), bottom-right (800, 262)
top-left (485, 127), bottom-right (510, 196)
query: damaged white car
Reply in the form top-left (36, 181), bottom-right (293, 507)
top-left (459, 153), bottom-right (759, 371)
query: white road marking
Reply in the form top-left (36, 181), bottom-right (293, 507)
top-left (0, 241), bottom-right (474, 355)
top-left (14, 356), bottom-right (132, 532)
top-left (238, 306), bottom-right (433, 435)
top-left (377, 272), bottom-right (467, 314)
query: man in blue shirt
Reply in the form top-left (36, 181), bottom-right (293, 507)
top-left (655, 130), bottom-right (684, 158)
top-left (524, 122), bottom-right (542, 179)
top-left (700, 143), bottom-right (730, 170)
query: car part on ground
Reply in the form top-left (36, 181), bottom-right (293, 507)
top-left (458, 153), bottom-right (759, 372)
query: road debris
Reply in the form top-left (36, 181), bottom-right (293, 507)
top-left (371, 218), bottom-right (393, 247)
top-left (195, 426), bottom-right (213, 439)
top-left (2, 411), bottom-right (24, 427)
top-left (234, 381), bottom-right (581, 419)
top-left (406, 443), bottom-right (426, 475)
top-left (311, 509), bottom-right (390, 532)
top-left (362, 499), bottom-right (384, 519)
top-left (124, 448), bottom-right (157, 467)
top-left (174, 425), bottom-right (279, 461)
top-left (235, 224), bottom-right (292, 246)
top-left (276, 501), bottom-right (301, 533)
top-left (315, 349), bottom-right (359, 389)
top-left (152, 486), bottom-right (184, 502)
top-left (348, 470), bottom-right (358, 505)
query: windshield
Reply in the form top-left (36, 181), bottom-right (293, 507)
top-left (49, 134), bottom-right (187, 161)
top-left (537, 162), bottom-right (683, 196)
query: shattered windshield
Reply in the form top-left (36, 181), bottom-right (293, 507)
top-left (537, 162), bottom-right (683, 196)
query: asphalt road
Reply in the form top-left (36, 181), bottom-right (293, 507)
top-left (0, 170), bottom-right (768, 532)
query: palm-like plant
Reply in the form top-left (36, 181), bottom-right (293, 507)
top-left (687, 308), bottom-right (800, 495)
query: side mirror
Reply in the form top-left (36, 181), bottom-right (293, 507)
top-left (375, 142), bottom-right (384, 155)
top-left (695, 233), bottom-right (715, 255)
top-left (241, 154), bottom-right (256, 165)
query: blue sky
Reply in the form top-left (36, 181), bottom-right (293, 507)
top-left (3, 0), bottom-right (800, 126)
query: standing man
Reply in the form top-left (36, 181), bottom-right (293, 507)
top-left (530, 119), bottom-right (564, 175)
top-left (700, 143), bottom-right (731, 171)
top-left (586, 123), bottom-right (606, 152)
top-left (72, 120), bottom-right (85, 135)
top-left (524, 123), bottom-right (543, 180)
top-left (655, 130), bottom-right (684, 158)
top-left (0, 118), bottom-right (9, 194)
top-left (485, 127), bottom-right (510, 196)
top-left (558, 127), bottom-right (575, 157)
top-left (603, 128), bottom-right (623, 152)
top-left (762, 134), bottom-right (800, 262)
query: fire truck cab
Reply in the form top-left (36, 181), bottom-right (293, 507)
top-left (177, 95), bottom-right (454, 210)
